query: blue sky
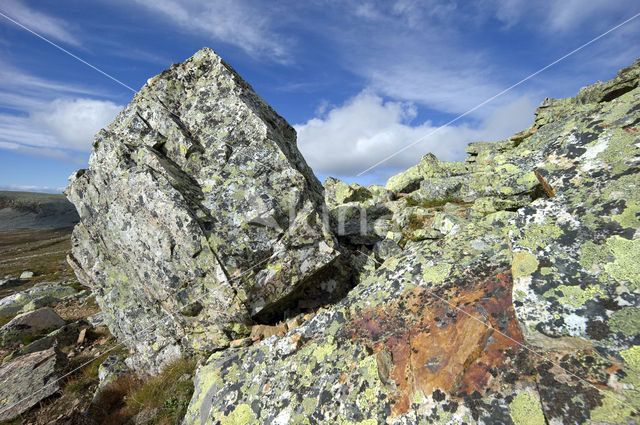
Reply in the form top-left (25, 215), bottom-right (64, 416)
top-left (0, 0), bottom-right (638, 192)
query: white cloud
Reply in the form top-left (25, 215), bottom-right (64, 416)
top-left (31, 98), bottom-right (122, 151)
top-left (0, 97), bottom-right (121, 157)
top-left (0, 56), bottom-right (122, 161)
top-left (128, 0), bottom-right (290, 61)
top-left (0, 62), bottom-right (105, 112)
top-left (485, 0), bottom-right (637, 32)
top-left (0, 0), bottom-right (80, 46)
top-left (295, 91), bottom-right (538, 181)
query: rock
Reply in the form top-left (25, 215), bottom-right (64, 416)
top-left (323, 177), bottom-right (372, 206)
top-left (0, 347), bottom-right (66, 421)
top-left (0, 276), bottom-right (20, 290)
top-left (372, 238), bottom-right (402, 261)
top-left (66, 48), bottom-right (340, 373)
top-left (0, 307), bottom-right (66, 349)
top-left (250, 324), bottom-right (287, 341)
top-left (86, 312), bottom-right (105, 327)
top-left (329, 202), bottom-right (392, 245)
top-left (3, 321), bottom-right (81, 363)
top-left (185, 59), bottom-right (640, 424)
top-left (76, 328), bottom-right (87, 345)
top-left (97, 355), bottom-right (129, 388)
top-left (385, 153), bottom-right (469, 193)
top-left (2, 307), bottom-right (65, 331)
top-left (229, 337), bottom-right (252, 348)
top-left (0, 284), bottom-right (77, 319)
top-left (19, 271), bottom-right (34, 280)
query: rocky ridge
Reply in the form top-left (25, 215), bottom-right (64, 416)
top-left (183, 59), bottom-right (640, 424)
top-left (62, 51), bottom-right (640, 424)
top-left (0, 191), bottom-right (79, 231)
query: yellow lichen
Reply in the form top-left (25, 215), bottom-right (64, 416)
top-left (509, 391), bottom-right (545, 425)
top-left (512, 252), bottom-right (539, 279)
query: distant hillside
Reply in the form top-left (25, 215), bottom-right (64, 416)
top-left (0, 191), bottom-right (79, 231)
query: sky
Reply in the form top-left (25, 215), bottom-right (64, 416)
top-left (0, 1), bottom-right (639, 193)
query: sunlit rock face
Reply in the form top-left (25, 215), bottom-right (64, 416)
top-left (185, 60), bottom-right (640, 424)
top-left (66, 48), bottom-right (340, 373)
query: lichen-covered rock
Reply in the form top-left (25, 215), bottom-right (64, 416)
top-left (66, 48), bottom-right (341, 373)
top-left (323, 177), bottom-right (372, 206)
top-left (0, 307), bottom-right (65, 348)
top-left (0, 284), bottom-right (77, 319)
top-left (2, 321), bottom-right (81, 364)
top-left (186, 59), bottom-right (640, 424)
top-left (0, 347), bottom-right (66, 421)
top-left (96, 355), bottom-right (129, 393)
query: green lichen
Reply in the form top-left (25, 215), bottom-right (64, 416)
top-left (590, 391), bottom-right (636, 424)
top-left (508, 391), bottom-right (545, 425)
top-left (512, 252), bottom-right (539, 279)
top-left (609, 308), bottom-right (640, 336)
top-left (302, 397), bottom-right (317, 416)
top-left (360, 355), bottom-right (379, 384)
top-left (422, 263), bottom-right (452, 283)
top-left (517, 221), bottom-right (564, 251)
top-left (220, 403), bottom-right (256, 425)
top-left (579, 240), bottom-right (610, 274)
top-left (612, 201), bottom-right (640, 229)
top-left (603, 236), bottom-right (640, 292)
top-left (620, 345), bottom-right (640, 371)
top-left (313, 338), bottom-right (336, 363)
top-left (543, 284), bottom-right (604, 308)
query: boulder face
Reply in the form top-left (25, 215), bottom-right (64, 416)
top-left (66, 48), bottom-right (340, 372)
top-left (0, 347), bottom-right (66, 421)
top-left (185, 60), bottom-right (640, 424)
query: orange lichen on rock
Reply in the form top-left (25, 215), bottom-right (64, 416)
top-left (347, 270), bottom-right (524, 416)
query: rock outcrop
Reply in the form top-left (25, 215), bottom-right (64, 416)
top-left (66, 48), bottom-right (342, 372)
top-left (184, 60), bottom-right (640, 424)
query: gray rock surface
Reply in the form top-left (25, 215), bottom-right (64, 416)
top-left (2, 321), bottom-right (81, 364)
top-left (1, 307), bottom-right (64, 330)
top-left (66, 48), bottom-right (340, 373)
top-left (0, 284), bottom-right (77, 319)
top-left (0, 307), bottom-right (65, 349)
top-left (0, 347), bottom-right (65, 421)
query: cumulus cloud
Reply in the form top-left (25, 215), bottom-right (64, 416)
top-left (129, 0), bottom-right (290, 61)
top-left (295, 91), bottom-right (538, 182)
top-left (0, 98), bottom-right (122, 162)
top-left (0, 0), bottom-right (79, 46)
top-left (31, 98), bottom-right (122, 151)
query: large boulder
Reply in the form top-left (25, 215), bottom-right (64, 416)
top-left (66, 48), bottom-right (340, 372)
top-left (185, 60), bottom-right (640, 423)
top-left (0, 307), bottom-right (65, 348)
